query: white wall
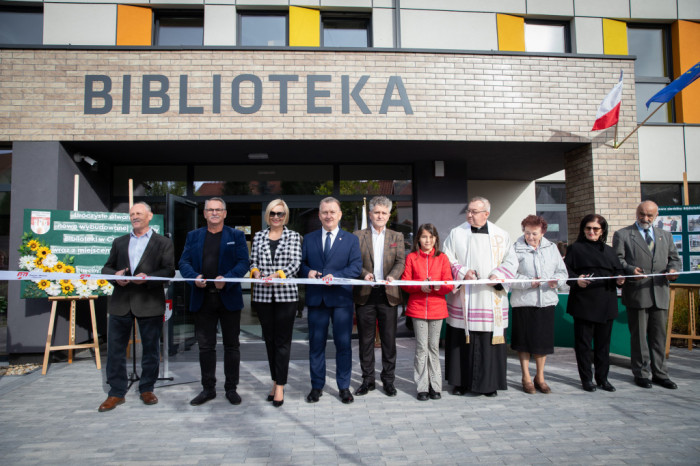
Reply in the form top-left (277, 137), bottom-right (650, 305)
top-left (638, 126), bottom-right (688, 182)
top-left (526, 0), bottom-right (573, 16)
top-left (630, 0), bottom-right (677, 19)
top-left (204, 5), bottom-right (237, 46)
top-left (683, 126), bottom-right (700, 182)
top-left (43, 3), bottom-right (116, 46)
top-left (469, 180), bottom-right (536, 240)
top-left (573, 0), bottom-right (630, 18)
top-left (400, 10), bottom-right (497, 50)
top-left (399, 0), bottom-right (525, 14)
top-left (572, 17), bottom-right (603, 55)
top-left (372, 7), bottom-right (394, 48)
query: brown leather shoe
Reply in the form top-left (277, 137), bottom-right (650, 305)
top-left (522, 380), bottom-right (536, 394)
top-left (140, 392), bottom-right (158, 405)
top-left (534, 380), bottom-right (551, 394)
top-left (98, 396), bottom-right (125, 412)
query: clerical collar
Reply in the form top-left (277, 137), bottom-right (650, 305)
top-left (471, 223), bottom-right (489, 234)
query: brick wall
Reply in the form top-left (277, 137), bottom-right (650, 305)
top-left (0, 48), bottom-right (641, 234)
top-left (1, 49), bottom-right (637, 143)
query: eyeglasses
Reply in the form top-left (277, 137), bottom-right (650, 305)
top-left (269, 211), bottom-right (286, 218)
top-left (467, 210), bottom-right (486, 215)
top-left (205, 208), bottom-right (225, 213)
top-left (584, 226), bottom-right (602, 232)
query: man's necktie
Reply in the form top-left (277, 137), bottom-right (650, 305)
top-left (644, 229), bottom-right (654, 252)
top-left (324, 231), bottom-right (332, 261)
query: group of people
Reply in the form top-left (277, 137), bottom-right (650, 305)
top-left (97, 195), bottom-right (681, 413)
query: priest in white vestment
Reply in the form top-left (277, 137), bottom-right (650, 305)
top-left (443, 197), bottom-right (518, 397)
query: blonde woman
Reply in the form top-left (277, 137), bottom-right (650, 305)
top-left (250, 199), bottom-right (302, 407)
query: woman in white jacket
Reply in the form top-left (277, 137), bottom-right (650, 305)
top-left (510, 215), bottom-right (568, 394)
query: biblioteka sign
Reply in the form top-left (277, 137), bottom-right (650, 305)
top-left (84, 74), bottom-right (414, 116)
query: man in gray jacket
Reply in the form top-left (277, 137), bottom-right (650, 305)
top-left (613, 201), bottom-right (681, 390)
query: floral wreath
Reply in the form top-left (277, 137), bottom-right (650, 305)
top-left (18, 232), bottom-right (114, 298)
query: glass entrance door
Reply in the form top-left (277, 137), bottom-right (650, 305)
top-left (166, 194), bottom-right (197, 355)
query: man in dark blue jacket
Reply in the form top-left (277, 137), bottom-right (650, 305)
top-left (301, 197), bottom-right (362, 404)
top-left (179, 197), bottom-right (250, 406)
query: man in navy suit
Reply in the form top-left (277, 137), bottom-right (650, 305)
top-left (179, 197), bottom-right (250, 406)
top-left (301, 197), bottom-right (362, 404)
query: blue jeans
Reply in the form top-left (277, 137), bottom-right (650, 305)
top-left (106, 313), bottom-right (162, 398)
top-left (308, 305), bottom-right (354, 390)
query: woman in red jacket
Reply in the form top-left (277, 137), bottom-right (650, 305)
top-left (401, 224), bottom-right (454, 401)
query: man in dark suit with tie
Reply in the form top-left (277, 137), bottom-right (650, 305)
top-left (353, 196), bottom-right (405, 397)
top-left (179, 197), bottom-right (250, 406)
top-left (301, 197), bottom-right (362, 404)
top-left (613, 200), bottom-right (681, 390)
top-left (98, 202), bottom-right (175, 412)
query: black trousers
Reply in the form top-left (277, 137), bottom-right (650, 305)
top-left (355, 289), bottom-right (398, 385)
top-left (254, 299), bottom-right (297, 385)
top-left (193, 292), bottom-right (241, 392)
top-left (573, 317), bottom-right (614, 385)
top-left (106, 312), bottom-right (162, 398)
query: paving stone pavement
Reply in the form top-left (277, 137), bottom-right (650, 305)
top-left (1, 339), bottom-right (699, 465)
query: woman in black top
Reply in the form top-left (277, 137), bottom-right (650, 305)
top-left (565, 214), bottom-right (624, 393)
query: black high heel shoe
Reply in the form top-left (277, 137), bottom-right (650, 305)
top-left (273, 387), bottom-right (284, 408)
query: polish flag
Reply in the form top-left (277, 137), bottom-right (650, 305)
top-left (592, 71), bottom-right (623, 131)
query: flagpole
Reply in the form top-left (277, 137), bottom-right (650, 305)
top-left (614, 103), bottom-right (664, 149)
top-left (613, 122), bottom-right (619, 148)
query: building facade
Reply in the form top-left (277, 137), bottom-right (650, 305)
top-left (1, 0), bottom-right (699, 357)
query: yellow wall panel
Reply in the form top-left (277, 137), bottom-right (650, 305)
top-left (289, 6), bottom-right (320, 47)
top-left (497, 14), bottom-right (524, 52)
top-left (117, 5), bottom-right (152, 46)
top-left (602, 19), bottom-right (627, 55)
top-left (672, 20), bottom-right (700, 124)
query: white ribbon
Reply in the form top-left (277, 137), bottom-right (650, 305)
top-left (2, 270), bottom-right (697, 287)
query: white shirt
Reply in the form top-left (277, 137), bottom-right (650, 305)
top-left (128, 228), bottom-right (152, 273)
top-left (322, 226), bottom-right (340, 252)
top-left (371, 224), bottom-right (386, 281)
top-left (636, 221), bottom-right (655, 241)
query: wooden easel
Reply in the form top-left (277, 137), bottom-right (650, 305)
top-left (665, 284), bottom-right (700, 358)
top-left (42, 296), bottom-right (101, 375)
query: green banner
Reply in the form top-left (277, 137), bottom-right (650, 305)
top-left (19, 209), bottom-right (164, 298)
top-left (658, 204), bottom-right (700, 284)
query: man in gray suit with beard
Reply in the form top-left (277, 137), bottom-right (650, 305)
top-left (613, 200), bottom-right (681, 390)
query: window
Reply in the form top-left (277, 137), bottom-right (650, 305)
top-left (525, 21), bottom-right (570, 53)
top-left (641, 183), bottom-right (700, 206)
top-left (113, 166), bottom-right (187, 196)
top-left (0, 148), bottom-right (10, 357)
top-left (154, 11), bottom-right (204, 46)
top-left (535, 182), bottom-right (568, 243)
top-left (194, 165), bottom-right (332, 196)
top-left (0, 7), bottom-right (43, 45)
top-left (628, 25), bottom-right (673, 123)
top-left (322, 15), bottom-right (370, 48)
top-left (238, 12), bottom-right (287, 46)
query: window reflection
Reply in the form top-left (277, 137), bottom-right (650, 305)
top-left (525, 22), bottom-right (567, 53)
top-left (322, 17), bottom-right (370, 47)
top-left (339, 165), bottom-right (412, 196)
top-left (0, 7), bottom-right (43, 45)
top-left (635, 82), bottom-right (672, 124)
top-left (239, 13), bottom-right (287, 46)
top-left (155, 14), bottom-right (204, 46)
top-left (113, 166), bottom-right (187, 196)
top-left (194, 165), bottom-right (332, 196)
top-left (628, 25), bottom-right (672, 123)
top-left (535, 182), bottom-right (567, 243)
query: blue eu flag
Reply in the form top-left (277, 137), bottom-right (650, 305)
top-left (646, 61), bottom-right (700, 108)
